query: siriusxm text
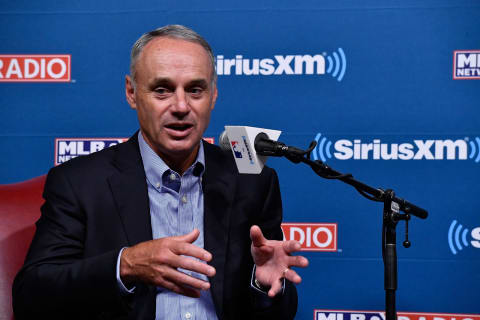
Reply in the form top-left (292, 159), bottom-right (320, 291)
top-left (334, 139), bottom-right (467, 160)
top-left (472, 228), bottom-right (480, 248)
top-left (216, 54), bottom-right (325, 76)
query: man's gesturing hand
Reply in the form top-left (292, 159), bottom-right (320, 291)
top-left (250, 225), bottom-right (309, 298)
top-left (120, 229), bottom-right (216, 298)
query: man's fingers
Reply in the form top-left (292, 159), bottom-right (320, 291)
top-left (268, 279), bottom-right (283, 298)
top-left (250, 225), bottom-right (267, 247)
top-left (162, 268), bottom-right (212, 291)
top-left (174, 255), bottom-right (216, 277)
top-left (170, 240), bottom-right (213, 262)
top-left (256, 245), bottom-right (274, 255)
top-left (287, 255), bottom-right (309, 268)
top-left (283, 240), bottom-right (302, 254)
top-left (159, 277), bottom-right (201, 298)
top-left (172, 229), bottom-right (200, 244)
top-left (283, 268), bottom-right (302, 284)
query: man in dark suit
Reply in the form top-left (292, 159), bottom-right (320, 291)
top-left (13, 25), bottom-right (308, 319)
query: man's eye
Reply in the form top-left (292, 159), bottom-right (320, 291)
top-left (189, 87), bottom-right (204, 96)
top-left (154, 88), bottom-right (170, 95)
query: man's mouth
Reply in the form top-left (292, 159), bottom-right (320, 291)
top-left (164, 123), bottom-right (194, 138)
top-left (165, 123), bottom-right (193, 132)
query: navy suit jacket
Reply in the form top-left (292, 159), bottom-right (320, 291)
top-left (13, 133), bottom-right (298, 319)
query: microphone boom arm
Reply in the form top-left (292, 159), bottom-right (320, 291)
top-left (262, 137), bottom-right (428, 219)
top-left (262, 138), bottom-right (429, 320)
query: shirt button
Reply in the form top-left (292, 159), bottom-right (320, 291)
top-left (185, 312), bottom-right (192, 319)
top-left (155, 182), bottom-right (160, 188)
top-left (170, 173), bottom-right (176, 180)
top-left (181, 195), bottom-right (187, 204)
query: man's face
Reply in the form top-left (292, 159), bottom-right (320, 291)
top-left (126, 37), bottom-right (217, 168)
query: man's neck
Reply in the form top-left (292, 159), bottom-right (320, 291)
top-left (163, 146), bottom-right (199, 175)
top-left (140, 131), bottom-right (200, 175)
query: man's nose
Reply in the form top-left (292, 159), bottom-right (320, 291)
top-left (171, 89), bottom-right (190, 114)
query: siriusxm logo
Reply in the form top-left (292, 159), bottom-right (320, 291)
top-left (447, 220), bottom-right (480, 255)
top-left (216, 48), bottom-right (347, 81)
top-left (55, 138), bottom-right (126, 165)
top-left (453, 50), bottom-right (480, 79)
top-left (312, 133), bottom-right (480, 162)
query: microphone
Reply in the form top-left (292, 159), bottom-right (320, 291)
top-left (253, 132), bottom-right (306, 159)
top-left (219, 126), bottom-right (282, 174)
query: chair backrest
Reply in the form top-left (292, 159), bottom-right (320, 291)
top-left (0, 175), bottom-right (46, 320)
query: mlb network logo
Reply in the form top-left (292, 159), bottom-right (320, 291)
top-left (314, 310), bottom-right (480, 320)
top-left (281, 223), bottom-right (337, 251)
top-left (55, 137), bottom-right (215, 165)
top-left (453, 50), bottom-right (480, 79)
top-left (312, 133), bottom-right (480, 162)
top-left (0, 55), bottom-right (71, 82)
top-left (55, 138), bottom-right (126, 165)
top-left (216, 48), bottom-right (347, 81)
top-left (447, 220), bottom-right (480, 255)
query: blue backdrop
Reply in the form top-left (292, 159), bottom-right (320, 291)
top-left (1, 1), bottom-right (479, 318)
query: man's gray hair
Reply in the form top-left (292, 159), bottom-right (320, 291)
top-left (129, 24), bottom-right (217, 86)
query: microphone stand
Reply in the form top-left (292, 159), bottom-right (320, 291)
top-left (256, 136), bottom-right (428, 320)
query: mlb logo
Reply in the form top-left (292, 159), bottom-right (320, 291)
top-left (453, 50), bottom-right (480, 79)
top-left (231, 141), bottom-right (243, 158)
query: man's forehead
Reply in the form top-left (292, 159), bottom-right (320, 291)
top-left (141, 37), bottom-right (210, 64)
top-left (137, 37), bottom-right (212, 79)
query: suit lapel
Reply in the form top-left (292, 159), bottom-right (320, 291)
top-left (108, 133), bottom-right (153, 245)
top-left (202, 141), bottom-right (236, 319)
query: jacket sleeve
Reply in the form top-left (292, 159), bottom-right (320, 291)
top-left (250, 168), bottom-right (298, 320)
top-left (12, 165), bottom-right (131, 319)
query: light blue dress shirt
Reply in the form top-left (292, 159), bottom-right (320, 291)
top-left (115, 133), bottom-right (278, 318)
top-left (117, 132), bottom-right (218, 320)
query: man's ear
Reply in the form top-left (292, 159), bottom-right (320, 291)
top-left (210, 85), bottom-right (218, 111)
top-left (125, 75), bottom-right (137, 110)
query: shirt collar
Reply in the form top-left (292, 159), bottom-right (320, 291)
top-left (137, 131), bottom-right (205, 189)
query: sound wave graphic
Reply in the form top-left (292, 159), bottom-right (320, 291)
top-left (326, 48), bottom-right (347, 82)
top-left (468, 137), bottom-right (480, 163)
top-left (448, 220), bottom-right (470, 255)
top-left (313, 133), bottom-right (332, 162)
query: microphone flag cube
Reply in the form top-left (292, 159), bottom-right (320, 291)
top-left (224, 126), bottom-right (281, 174)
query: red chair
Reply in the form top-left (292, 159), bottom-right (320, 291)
top-left (0, 175), bottom-right (46, 319)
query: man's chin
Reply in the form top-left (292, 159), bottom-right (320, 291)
top-left (163, 140), bottom-right (200, 157)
